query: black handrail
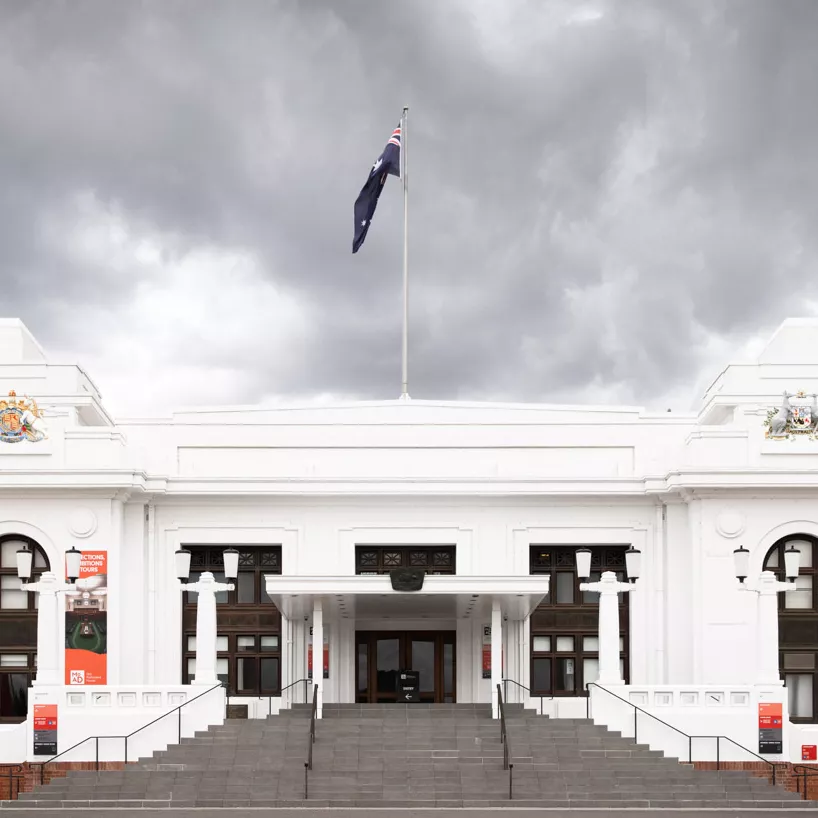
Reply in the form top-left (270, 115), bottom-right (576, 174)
top-left (587, 683), bottom-right (785, 787)
top-left (791, 764), bottom-right (818, 800)
top-left (34, 682), bottom-right (224, 785)
top-left (1, 764), bottom-right (24, 800)
top-left (260, 677), bottom-right (310, 716)
top-left (502, 677), bottom-right (553, 716)
top-left (496, 683), bottom-right (514, 800)
top-left (303, 683), bottom-right (318, 799)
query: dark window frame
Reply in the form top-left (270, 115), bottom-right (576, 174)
top-left (763, 535), bottom-right (818, 723)
top-left (529, 545), bottom-right (630, 697)
top-left (0, 535), bottom-right (49, 723)
top-left (355, 545), bottom-right (456, 575)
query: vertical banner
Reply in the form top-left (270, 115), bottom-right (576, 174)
top-left (307, 626), bottom-right (329, 679)
top-left (65, 550), bottom-right (108, 685)
top-left (758, 702), bottom-right (783, 754)
top-left (482, 626), bottom-right (491, 679)
top-left (32, 704), bottom-right (58, 756)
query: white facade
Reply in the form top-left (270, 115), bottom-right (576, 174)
top-left (3, 317), bottom-right (818, 761)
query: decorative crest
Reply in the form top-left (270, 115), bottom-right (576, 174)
top-left (0, 391), bottom-right (47, 444)
top-left (765, 390), bottom-right (818, 440)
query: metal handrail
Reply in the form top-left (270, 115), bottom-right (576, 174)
top-left (790, 764), bottom-right (818, 800)
top-left (34, 682), bottom-right (224, 785)
top-left (587, 683), bottom-right (785, 786)
top-left (502, 677), bottom-right (553, 716)
top-left (260, 677), bottom-right (310, 715)
top-left (303, 683), bottom-right (318, 799)
top-left (1, 764), bottom-right (25, 800)
top-left (496, 683), bottom-right (514, 799)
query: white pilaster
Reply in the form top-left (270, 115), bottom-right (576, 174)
top-left (28, 572), bottom-right (62, 686)
top-left (184, 571), bottom-right (234, 686)
top-left (580, 571), bottom-right (633, 686)
top-left (755, 571), bottom-right (792, 686)
top-left (491, 599), bottom-right (502, 717)
top-left (313, 599), bottom-right (323, 718)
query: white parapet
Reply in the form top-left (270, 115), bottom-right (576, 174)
top-left (23, 684), bottom-right (226, 764)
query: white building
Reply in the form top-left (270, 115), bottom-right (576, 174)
top-left (2, 317), bottom-right (818, 762)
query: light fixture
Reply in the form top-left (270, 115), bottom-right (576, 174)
top-left (784, 544), bottom-right (801, 583)
top-left (175, 548), bottom-right (192, 581)
top-left (575, 548), bottom-right (592, 581)
top-left (624, 546), bottom-right (641, 584)
top-left (16, 546), bottom-right (33, 581)
top-left (223, 548), bottom-right (239, 580)
top-left (733, 545), bottom-right (750, 584)
top-left (65, 547), bottom-right (82, 584)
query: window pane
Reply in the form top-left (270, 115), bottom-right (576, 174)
top-left (620, 637), bottom-right (625, 651)
top-left (212, 573), bottom-right (228, 604)
top-left (358, 642), bottom-right (368, 693)
top-left (237, 573), bottom-right (255, 604)
top-left (0, 655), bottom-right (28, 667)
top-left (260, 657), bottom-right (279, 692)
top-left (0, 673), bottom-right (29, 718)
top-left (237, 657), bottom-right (258, 692)
top-left (789, 540), bottom-right (813, 568)
top-left (1, 541), bottom-right (27, 568)
top-left (34, 548), bottom-right (47, 569)
top-left (556, 573), bottom-right (574, 604)
top-left (582, 573), bottom-right (601, 603)
top-left (785, 653), bottom-right (816, 670)
top-left (765, 549), bottom-right (779, 569)
top-left (187, 636), bottom-right (196, 651)
top-left (583, 658), bottom-right (599, 688)
top-left (260, 580), bottom-right (272, 604)
top-left (238, 636), bottom-right (255, 651)
top-left (556, 636), bottom-right (574, 652)
top-left (583, 637), bottom-right (599, 652)
top-left (260, 636), bottom-right (279, 650)
top-left (555, 658), bottom-right (576, 692)
top-left (786, 674), bottom-right (814, 718)
top-left (785, 576), bottom-right (813, 609)
top-left (532, 658), bottom-right (551, 694)
top-left (216, 658), bottom-right (229, 686)
top-left (187, 658), bottom-right (196, 676)
top-left (532, 636), bottom-right (551, 652)
top-left (0, 576), bottom-right (28, 609)
top-left (215, 636), bottom-right (228, 652)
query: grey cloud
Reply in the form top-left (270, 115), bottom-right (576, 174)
top-left (1, 0), bottom-right (817, 410)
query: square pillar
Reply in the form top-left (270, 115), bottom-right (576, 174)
top-left (312, 599), bottom-right (323, 719)
top-left (491, 599), bottom-right (503, 718)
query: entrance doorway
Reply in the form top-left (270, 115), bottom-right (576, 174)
top-left (356, 631), bottom-right (456, 703)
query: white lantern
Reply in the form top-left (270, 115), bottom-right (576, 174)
top-left (16, 546), bottom-right (33, 580)
top-left (65, 546), bottom-right (82, 584)
top-left (733, 545), bottom-right (750, 584)
top-left (175, 548), bottom-right (192, 581)
top-left (575, 548), bottom-right (592, 580)
top-left (784, 544), bottom-right (801, 583)
top-left (223, 548), bottom-right (239, 580)
top-left (625, 546), bottom-right (641, 583)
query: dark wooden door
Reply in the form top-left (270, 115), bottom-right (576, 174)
top-left (356, 631), bottom-right (456, 703)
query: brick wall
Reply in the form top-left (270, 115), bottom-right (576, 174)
top-left (692, 761), bottom-right (818, 801)
top-left (0, 761), bottom-right (126, 801)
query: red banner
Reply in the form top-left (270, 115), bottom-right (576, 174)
top-left (65, 551), bottom-right (108, 685)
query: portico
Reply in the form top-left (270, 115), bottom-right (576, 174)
top-left (265, 574), bottom-right (549, 716)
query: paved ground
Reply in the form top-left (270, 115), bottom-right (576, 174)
top-left (1, 809), bottom-right (815, 816)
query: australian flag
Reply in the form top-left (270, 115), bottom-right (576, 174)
top-left (353, 123), bottom-right (401, 253)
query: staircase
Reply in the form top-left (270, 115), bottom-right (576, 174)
top-left (12, 702), bottom-right (813, 808)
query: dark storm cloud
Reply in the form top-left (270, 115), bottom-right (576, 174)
top-left (0, 0), bottom-right (816, 410)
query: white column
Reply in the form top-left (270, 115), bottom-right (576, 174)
top-left (185, 571), bottom-right (234, 686)
top-left (30, 573), bottom-right (61, 686)
top-left (491, 599), bottom-right (502, 718)
top-left (580, 571), bottom-right (632, 686)
top-left (756, 571), bottom-right (790, 686)
top-left (313, 599), bottom-right (323, 718)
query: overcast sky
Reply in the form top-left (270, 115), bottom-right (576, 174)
top-left (1, 0), bottom-right (816, 417)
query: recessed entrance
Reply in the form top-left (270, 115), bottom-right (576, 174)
top-left (356, 631), bottom-right (456, 703)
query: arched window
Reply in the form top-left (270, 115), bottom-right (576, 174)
top-left (763, 536), bottom-right (818, 723)
top-left (0, 536), bottom-right (50, 722)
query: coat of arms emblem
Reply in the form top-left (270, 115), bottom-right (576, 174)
top-left (0, 391), bottom-right (48, 444)
top-left (765, 391), bottom-right (818, 439)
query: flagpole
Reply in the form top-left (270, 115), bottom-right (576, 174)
top-left (401, 105), bottom-right (409, 399)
